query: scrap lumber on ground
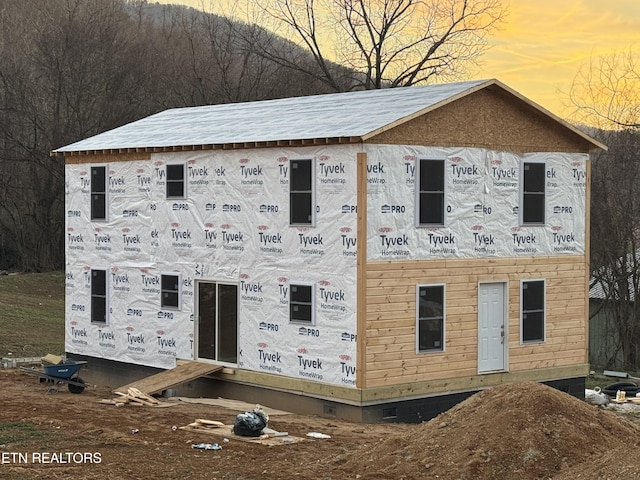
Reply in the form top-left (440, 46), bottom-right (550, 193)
top-left (179, 418), bottom-right (228, 432)
top-left (178, 419), bottom-right (300, 445)
top-left (99, 387), bottom-right (163, 407)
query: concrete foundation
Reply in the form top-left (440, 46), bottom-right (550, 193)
top-left (69, 354), bottom-right (586, 424)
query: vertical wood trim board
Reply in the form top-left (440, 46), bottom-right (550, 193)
top-left (356, 151), bottom-right (368, 389)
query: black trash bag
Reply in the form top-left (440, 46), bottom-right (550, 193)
top-left (603, 381), bottom-right (640, 398)
top-left (232, 410), bottom-right (268, 437)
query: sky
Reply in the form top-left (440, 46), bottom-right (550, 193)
top-left (161, 0), bottom-right (640, 119)
top-left (480, 0), bottom-right (640, 118)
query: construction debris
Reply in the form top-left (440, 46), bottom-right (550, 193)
top-left (41, 354), bottom-right (63, 365)
top-left (191, 442), bottom-right (222, 450)
top-left (179, 418), bottom-right (227, 432)
top-left (179, 418), bottom-right (301, 445)
top-left (114, 360), bottom-right (223, 396)
top-left (585, 387), bottom-right (609, 406)
top-left (99, 387), bottom-right (164, 407)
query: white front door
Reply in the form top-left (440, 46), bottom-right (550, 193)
top-left (478, 282), bottom-right (506, 373)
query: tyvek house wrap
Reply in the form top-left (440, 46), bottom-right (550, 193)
top-left (65, 144), bottom-right (586, 388)
top-left (365, 146), bottom-right (586, 259)
top-left (65, 145), bottom-right (360, 386)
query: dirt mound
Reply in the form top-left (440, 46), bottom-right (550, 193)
top-left (6, 369), bottom-right (640, 479)
top-left (338, 382), bottom-right (640, 479)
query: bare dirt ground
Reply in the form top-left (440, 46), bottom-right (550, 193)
top-left (2, 368), bottom-right (640, 480)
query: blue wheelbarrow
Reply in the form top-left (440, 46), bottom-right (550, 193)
top-left (20, 360), bottom-right (88, 394)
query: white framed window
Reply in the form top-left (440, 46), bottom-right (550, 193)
top-left (289, 282), bottom-right (315, 324)
top-left (521, 279), bottom-right (545, 343)
top-left (90, 268), bottom-right (108, 324)
top-left (289, 158), bottom-right (315, 226)
top-left (416, 284), bottom-right (445, 353)
top-left (416, 159), bottom-right (445, 226)
top-left (166, 164), bottom-right (186, 199)
top-left (90, 165), bottom-right (108, 221)
top-left (521, 160), bottom-right (545, 225)
top-left (161, 272), bottom-right (181, 309)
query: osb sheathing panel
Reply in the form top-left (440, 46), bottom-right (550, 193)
top-left (366, 86), bottom-right (591, 154)
top-left (65, 152), bottom-right (151, 165)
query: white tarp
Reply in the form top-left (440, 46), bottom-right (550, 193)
top-left (65, 144), bottom-right (586, 388)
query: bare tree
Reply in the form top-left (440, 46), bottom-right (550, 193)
top-left (254, 0), bottom-right (506, 91)
top-left (0, 0), bottom-right (388, 272)
top-left (569, 48), bottom-right (640, 369)
top-left (165, 3), bottom-right (339, 104)
top-left (589, 129), bottom-right (640, 370)
top-left (0, 0), bottom-right (158, 271)
top-left (569, 49), bottom-right (640, 130)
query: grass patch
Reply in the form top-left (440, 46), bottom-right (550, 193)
top-left (0, 421), bottom-right (49, 448)
top-left (0, 272), bottom-right (65, 357)
top-left (586, 374), bottom-right (609, 390)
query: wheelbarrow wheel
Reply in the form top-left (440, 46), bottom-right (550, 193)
top-left (68, 377), bottom-right (85, 394)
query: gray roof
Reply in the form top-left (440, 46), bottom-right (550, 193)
top-left (589, 281), bottom-right (609, 301)
top-left (590, 251), bottom-right (640, 302)
top-left (52, 79), bottom-right (488, 153)
top-left (53, 78), bottom-right (604, 154)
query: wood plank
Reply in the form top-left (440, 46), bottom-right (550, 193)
top-left (366, 269), bottom-right (586, 287)
top-left (365, 317), bottom-right (414, 329)
top-left (367, 326), bottom-right (415, 337)
top-left (549, 330), bottom-right (586, 340)
top-left (366, 352), bottom-right (478, 371)
top-left (365, 286), bottom-right (484, 299)
top-left (367, 345), bottom-right (477, 363)
top-left (195, 419), bottom-right (225, 426)
top-left (365, 362), bottom-right (478, 382)
top-left (363, 364), bottom-right (591, 395)
top-left (364, 291), bottom-right (585, 310)
top-left (510, 343), bottom-right (585, 359)
top-left (585, 159), bottom-right (592, 355)
top-left (366, 342), bottom-right (416, 355)
top-left (366, 304), bottom-right (413, 315)
top-left (227, 368), bottom-right (364, 403)
top-left (366, 255), bottom-right (584, 274)
top-left (366, 333), bottom-right (414, 346)
top-left (125, 395), bottom-right (158, 406)
top-left (356, 151), bottom-right (368, 389)
top-left (114, 360), bottom-right (223, 395)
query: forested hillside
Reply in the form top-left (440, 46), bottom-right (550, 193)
top-left (0, 0), bottom-right (347, 271)
top-left (0, 0), bottom-right (509, 272)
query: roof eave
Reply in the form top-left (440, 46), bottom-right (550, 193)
top-left (50, 136), bottom-right (364, 158)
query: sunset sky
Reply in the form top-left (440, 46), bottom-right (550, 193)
top-left (164, 0), bottom-right (640, 119)
top-left (480, 0), bottom-right (640, 118)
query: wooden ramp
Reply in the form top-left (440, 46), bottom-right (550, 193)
top-left (115, 361), bottom-right (223, 395)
